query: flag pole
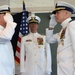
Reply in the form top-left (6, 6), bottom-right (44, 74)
top-left (23, 0), bottom-right (25, 4)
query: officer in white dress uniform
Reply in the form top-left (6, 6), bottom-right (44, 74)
top-left (0, 5), bottom-right (17, 75)
top-left (46, 1), bottom-right (75, 75)
top-left (20, 13), bottom-right (52, 75)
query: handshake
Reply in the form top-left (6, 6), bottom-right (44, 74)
top-left (49, 14), bottom-right (57, 29)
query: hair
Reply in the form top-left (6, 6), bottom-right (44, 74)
top-left (66, 10), bottom-right (72, 18)
top-left (61, 10), bottom-right (72, 20)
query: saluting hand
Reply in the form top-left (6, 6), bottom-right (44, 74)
top-left (4, 13), bottom-right (13, 23)
top-left (49, 14), bottom-right (57, 28)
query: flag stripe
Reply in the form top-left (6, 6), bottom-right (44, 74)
top-left (16, 46), bottom-right (20, 53)
top-left (15, 1), bottom-right (29, 67)
top-left (16, 51), bottom-right (20, 58)
top-left (18, 36), bottom-right (21, 43)
top-left (17, 42), bottom-right (21, 48)
top-left (15, 56), bottom-right (20, 64)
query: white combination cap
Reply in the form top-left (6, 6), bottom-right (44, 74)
top-left (52, 1), bottom-right (75, 14)
top-left (26, 13), bottom-right (41, 24)
top-left (0, 5), bottom-right (10, 14)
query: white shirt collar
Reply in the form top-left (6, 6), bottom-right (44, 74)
top-left (61, 18), bottom-right (72, 29)
top-left (0, 25), bottom-right (4, 30)
top-left (30, 32), bottom-right (38, 36)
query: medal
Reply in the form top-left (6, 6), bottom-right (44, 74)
top-left (37, 37), bottom-right (43, 45)
top-left (61, 39), bottom-right (64, 46)
top-left (60, 28), bottom-right (66, 46)
top-left (38, 46), bottom-right (41, 48)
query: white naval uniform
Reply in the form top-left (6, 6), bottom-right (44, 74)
top-left (20, 32), bottom-right (52, 75)
top-left (46, 18), bottom-right (75, 75)
top-left (0, 22), bottom-right (16, 75)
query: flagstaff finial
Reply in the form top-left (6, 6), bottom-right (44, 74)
top-left (23, 0), bottom-right (25, 4)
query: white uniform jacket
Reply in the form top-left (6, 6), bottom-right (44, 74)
top-left (46, 18), bottom-right (75, 75)
top-left (20, 32), bottom-right (52, 75)
top-left (0, 22), bottom-right (17, 75)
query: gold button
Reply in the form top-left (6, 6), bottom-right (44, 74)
top-left (38, 46), bottom-right (40, 48)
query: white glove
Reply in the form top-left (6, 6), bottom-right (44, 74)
top-left (4, 13), bottom-right (13, 23)
top-left (49, 14), bottom-right (57, 28)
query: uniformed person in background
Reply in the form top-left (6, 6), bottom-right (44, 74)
top-left (20, 13), bottom-right (52, 75)
top-left (46, 1), bottom-right (75, 75)
top-left (0, 5), bottom-right (17, 75)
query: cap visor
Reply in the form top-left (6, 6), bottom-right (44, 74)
top-left (52, 10), bottom-right (58, 14)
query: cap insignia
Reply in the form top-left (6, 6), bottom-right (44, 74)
top-left (31, 17), bottom-right (36, 20)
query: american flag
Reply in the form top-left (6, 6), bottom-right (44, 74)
top-left (15, 1), bottom-right (29, 66)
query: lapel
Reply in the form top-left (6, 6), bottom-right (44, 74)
top-left (59, 18), bottom-right (73, 45)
